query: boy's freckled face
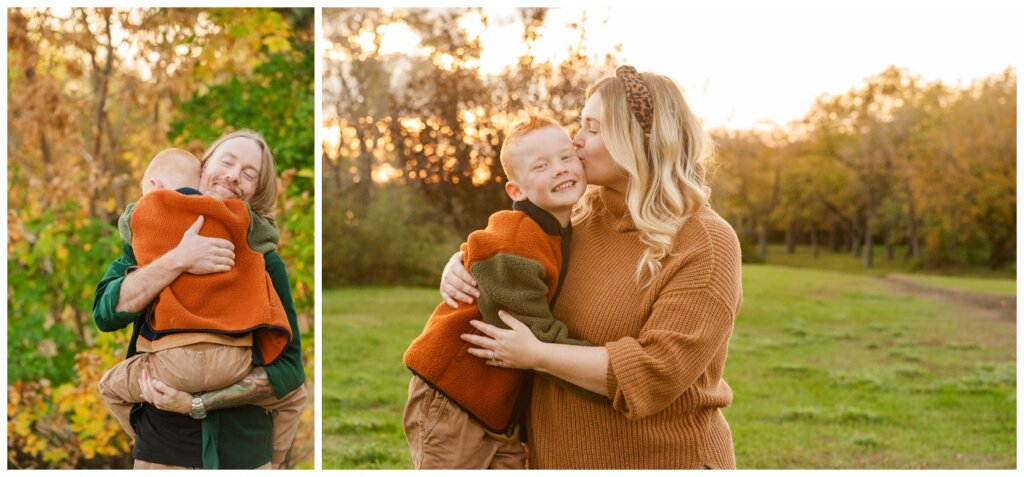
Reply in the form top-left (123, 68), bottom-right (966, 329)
top-left (506, 126), bottom-right (587, 217)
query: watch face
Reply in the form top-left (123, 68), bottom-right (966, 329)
top-left (191, 397), bottom-right (206, 418)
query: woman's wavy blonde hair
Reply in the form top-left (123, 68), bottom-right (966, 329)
top-left (200, 129), bottom-right (278, 222)
top-left (573, 72), bottom-right (714, 286)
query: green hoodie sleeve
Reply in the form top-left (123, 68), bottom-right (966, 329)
top-left (92, 243), bottom-right (145, 358)
top-left (116, 202), bottom-right (138, 244)
top-left (247, 206), bottom-right (280, 254)
top-left (262, 251), bottom-right (305, 398)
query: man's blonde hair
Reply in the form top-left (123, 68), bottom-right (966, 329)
top-left (499, 115), bottom-right (563, 182)
top-left (201, 129), bottom-right (278, 221)
top-left (142, 148), bottom-right (200, 194)
top-left (575, 71), bottom-right (715, 286)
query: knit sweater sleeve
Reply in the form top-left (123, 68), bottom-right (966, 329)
top-left (604, 217), bottom-right (742, 420)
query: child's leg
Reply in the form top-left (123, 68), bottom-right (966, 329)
top-left (98, 353), bottom-right (154, 439)
top-left (251, 385), bottom-right (308, 466)
top-left (487, 436), bottom-right (527, 469)
top-left (149, 343), bottom-right (252, 392)
top-left (402, 375), bottom-right (523, 469)
top-left (99, 343), bottom-right (252, 440)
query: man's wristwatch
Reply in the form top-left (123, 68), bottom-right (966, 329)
top-left (190, 393), bottom-right (207, 419)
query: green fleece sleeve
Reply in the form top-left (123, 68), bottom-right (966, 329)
top-left (247, 207), bottom-right (280, 254)
top-left (262, 251), bottom-right (305, 398)
top-left (472, 253), bottom-right (608, 402)
top-left (117, 202), bottom-right (138, 243)
top-left (92, 242), bottom-right (145, 357)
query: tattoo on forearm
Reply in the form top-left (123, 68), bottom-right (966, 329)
top-left (202, 367), bottom-right (274, 412)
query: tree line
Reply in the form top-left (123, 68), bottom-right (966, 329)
top-left (323, 8), bottom-right (1014, 289)
top-left (713, 66), bottom-right (1015, 269)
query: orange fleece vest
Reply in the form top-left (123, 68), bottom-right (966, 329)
top-left (403, 209), bottom-right (562, 434)
top-left (130, 189), bottom-right (291, 365)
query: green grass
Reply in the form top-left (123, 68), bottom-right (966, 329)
top-left (323, 265), bottom-right (1016, 469)
top-left (322, 288), bottom-right (433, 469)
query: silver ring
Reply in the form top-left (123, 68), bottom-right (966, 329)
top-left (491, 350), bottom-right (497, 361)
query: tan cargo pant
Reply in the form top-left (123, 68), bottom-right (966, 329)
top-left (403, 375), bottom-right (526, 469)
top-left (99, 342), bottom-right (307, 465)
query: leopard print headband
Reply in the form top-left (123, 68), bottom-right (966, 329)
top-left (616, 65), bottom-right (654, 136)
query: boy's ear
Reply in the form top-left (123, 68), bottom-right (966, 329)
top-left (505, 181), bottom-right (527, 202)
top-left (149, 178), bottom-right (165, 190)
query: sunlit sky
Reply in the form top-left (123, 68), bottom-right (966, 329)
top-left (331, 1), bottom-right (1018, 131)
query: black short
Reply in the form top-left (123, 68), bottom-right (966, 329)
top-left (131, 404), bottom-right (202, 467)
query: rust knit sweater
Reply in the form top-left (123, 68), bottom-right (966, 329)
top-left (527, 188), bottom-right (743, 469)
top-left (130, 189), bottom-right (292, 365)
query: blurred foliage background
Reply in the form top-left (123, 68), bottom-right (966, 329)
top-left (322, 8), bottom-right (1015, 289)
top-left (7, 7), bottom-right (314, 469)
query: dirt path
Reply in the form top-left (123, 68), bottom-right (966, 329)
top-left (884, 275), bottom-right (1016, 322)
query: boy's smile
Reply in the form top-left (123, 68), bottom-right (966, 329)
top-left (505, 125), bottom-right (587, 225)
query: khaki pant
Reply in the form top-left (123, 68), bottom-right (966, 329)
top-left (403, 375), bottom-right (526, 469)
top-left (99, 343), bottom-right (307, 465)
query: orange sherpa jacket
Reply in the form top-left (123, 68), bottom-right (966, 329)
top-left (128, 189), bottom-right (292, 365)
top-left (403, 201), bottom-right (601, 436)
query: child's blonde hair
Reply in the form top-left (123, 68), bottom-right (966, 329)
top-left (499, 115), bottom-right (563, 182)
top-left (574, 71), bottom-right (715, 286)
top-left (142, 148), bottom-right (201, 194)
top-left (201, 129), bottom-right (278, 221)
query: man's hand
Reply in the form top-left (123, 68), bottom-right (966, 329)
top-left (139, 369), bottom-right (192, 415)
top-left (169, 216), bottom-right (236, 275)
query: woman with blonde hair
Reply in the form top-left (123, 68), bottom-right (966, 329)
top-left (446, 67), bottom-right (742, 469)
top-left (94, 129), bottom-right (306, 469)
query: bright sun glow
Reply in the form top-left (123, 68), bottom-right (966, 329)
top-left (379, 22), bottom-right (419, 55)
top-left (324, 2), bottom-right (1016, 182)
top-left (373, 163), bottom-right (403, 183)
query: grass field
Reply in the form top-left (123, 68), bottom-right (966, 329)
top-left (322, 265), bottom-right (1016, 469)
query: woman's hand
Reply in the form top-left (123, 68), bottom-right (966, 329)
top-left (139, 369), bottom-right (192, 415)
top-left (462, 310), bottom-right (544, 370)
top-left (463, 311), bottom-right (611, 395)
top-left (169, 216), bottom-right (235, 275)
top-left (440, 251), bottom-right (479, 308)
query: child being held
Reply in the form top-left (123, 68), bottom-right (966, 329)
top-left (98, 148), bottom-right (305, 467)
top-left (403, 116), bottom-right (606, 470)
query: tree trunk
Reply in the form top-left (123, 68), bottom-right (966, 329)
top-left (810, 223), bottom-right (820, 258)
top-left (949, 208), bottom-right (960, 261)
top-left (884, 227), bottom-right (895, 261)
top-left (830, 221), bottom-right (841, 252)
top-left (355, 126), bottom-right (375, 210)
top-left (863, 207), bottom-right (874, 269)
top-left (758, 222), bottom-right (768, 260)
top-left (851, 218), bottom-right (862, 257)
top-left (785, 219), bottom-right (797, 254)
top-left (904, 179), bottom-right (921, 261)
